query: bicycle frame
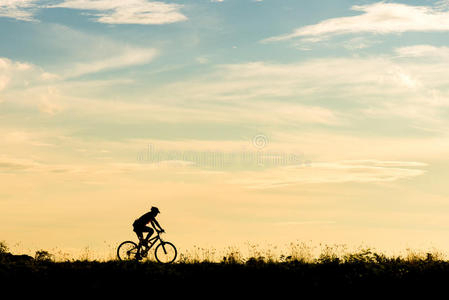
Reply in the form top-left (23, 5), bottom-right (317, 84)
top-left (138, 231), bottom-right (164, 252)
top-left (117, 231), bottom-right (176, 262)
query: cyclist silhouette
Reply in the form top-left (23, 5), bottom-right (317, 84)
top-left (133, 206), bottom-right (164, 243)
top-left (118, 206), bottom-right (176, 262)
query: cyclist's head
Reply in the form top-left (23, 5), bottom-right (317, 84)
top-left (151, 206), bottom-right (160, 214)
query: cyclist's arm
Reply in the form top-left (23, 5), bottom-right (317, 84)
top-left (151, 219), bottom-right (164, 232)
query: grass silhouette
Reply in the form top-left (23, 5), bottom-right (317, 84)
top-left (1, 240), bottom-right (448, 297)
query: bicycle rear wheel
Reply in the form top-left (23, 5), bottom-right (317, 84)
top-left (155, 242), bottom-right (177, 263)
top-left (117, 241), bottom-right (139, 261)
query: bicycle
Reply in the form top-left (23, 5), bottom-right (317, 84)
top-left (117, 230), bottom-right (177, 263)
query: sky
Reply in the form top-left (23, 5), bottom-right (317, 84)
top-left (2, 0), bottom-right (449, 259)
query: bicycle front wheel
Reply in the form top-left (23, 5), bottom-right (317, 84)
top-left (117, 241), bottom-right (138, 261)
top-left (155, 242), bottom-right (177, 263)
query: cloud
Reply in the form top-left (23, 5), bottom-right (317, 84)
top-left (332, 160), bottom-right (427, 168)
top-left (163, 49), bottom-right (449, 131)
top-left (50, 0), bottom-right (187, 24)
top-left (436, 0), bottom-right (449, 11)
top-left (274, 221), bottom-right (336, 226)
top-left (230, 160), bottom-right (427, 189)
top-left (7, 44), bottom-right (449, 137)
top-left (0, 0), bottom-right (187, 24)
top-left (0, 57), bottom-right (65, 114)
top-left (0, 156), bottom-right (93, 174)
top-left (9, 45), bottom-right (446, 132)
top-left (1, 129), bottom-right (64, 148)
top-left (0, 154), bottom-right (197, 175)
top-left (0, 155), bottom-right (43, 172)
top-left (0, 41), bottom-right (156, 97)
top-left (0, 0), bottom-right (38, 21)
top-left (342, 37), bottom-right (380, 51)
top-left (195, 57), bottom-right (209, 64)
top-left (395, 45), bottom-right (449, 59)
top-left (0, 57), bottom-right (57, 92)
top-left (67, 46), bottom-right (157, 78)
top-left (38, 93), bottom-right (64, 115)
top-left (30, 24), bottom-right (159, 78)
top-left (264, 2), bottom-right (449, 42)
top-left (162, 59), bottom-right (396, 102)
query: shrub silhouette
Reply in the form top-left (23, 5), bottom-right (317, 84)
top-left (0, 241), bottom-right (8, 254)
top-left (35, 250), bottom-right (53, 262)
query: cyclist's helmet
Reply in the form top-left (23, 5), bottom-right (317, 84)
top-left (151, 206), bottom-right (160, 214)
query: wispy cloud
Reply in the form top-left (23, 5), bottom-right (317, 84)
top-left (0, 0), bottom-right (38, 21)
top-left (395, 45), bottom-right (449, 59)
top-left (0, 153), bottom-right (195, 174)
top-left (0, 0), bottom-right (188, 24)
top-left (49, 0), bottom-right (187, 24)
top-left (0, 155), bottom-right (43, 172)
top-left (274, 221), bottom-right (336, 226)
top-left (67, 46), bottom-right (157, 78)
top-left (1, 40), bottom-right (156, 95)
top-left (264, 2), bottom-right (449, 42)
top-left (167, 50), bottom-right (449, 131)
top-left (6, 42), bottom-right (449, 135)
top-left (230, 160), bottom-right (427, 189)
top-left (37, 24), bottom-right (159, 78)
top-left (7, 45), bottom-right (449, 132)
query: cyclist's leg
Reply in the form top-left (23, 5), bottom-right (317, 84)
top-left (142, 226), bottom-right (154, 241)
top-left (133, 224), bottom-right (144, 241)
top-left (132, 224), bottom-right (145, 260)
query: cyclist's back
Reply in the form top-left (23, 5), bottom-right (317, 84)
top-left (134, 211), bottom-right (156, 226)
top-left (133, 206), bottom-right (164, 241)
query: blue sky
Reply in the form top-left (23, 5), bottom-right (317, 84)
top-left (3, 0), bottom-right (449, 258)
top-left (3, 0), bottom-right (448, 77)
